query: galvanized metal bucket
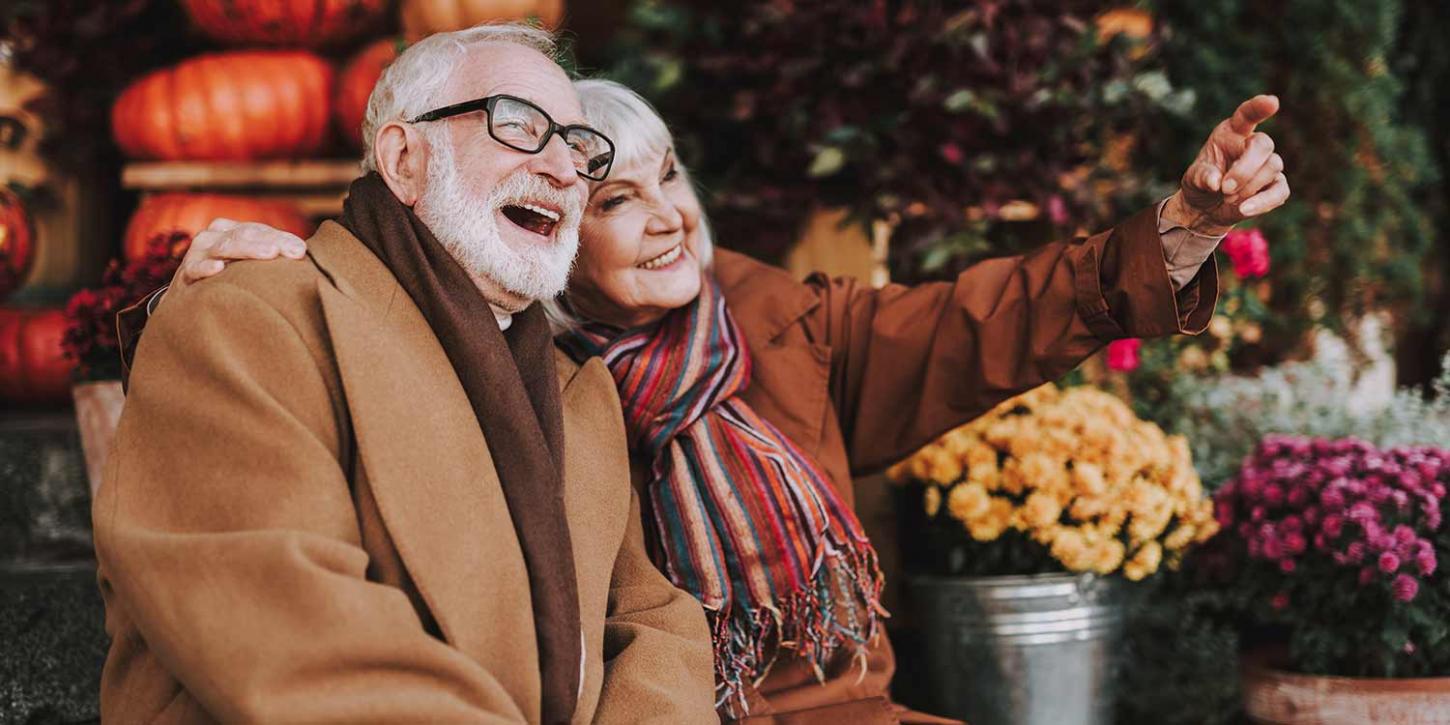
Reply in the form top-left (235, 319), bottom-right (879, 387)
top-left (909, 572), bottom-right (1122, 725)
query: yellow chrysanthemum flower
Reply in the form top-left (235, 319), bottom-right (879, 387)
top-left (891, 383), bottom-right (1217, 580)
top-left (1022, 491), bottom-right (1063, 529)
top-left (1124, 541), bottom-right (1163, 581)
top-left (947, 482), bottom-right (991, 522)
top-left (924, 485), bottom-right (942, 518)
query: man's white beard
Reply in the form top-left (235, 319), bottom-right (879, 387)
top-left (415, 133), bottom-right (581, 303)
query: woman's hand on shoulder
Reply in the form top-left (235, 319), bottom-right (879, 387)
top-left (173, 218), bottom-right (309, 292)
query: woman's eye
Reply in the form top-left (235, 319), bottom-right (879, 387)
top-left (599, 195), bottom-right (627, 211)
top-left (662, 166), bottom-right (679, 182)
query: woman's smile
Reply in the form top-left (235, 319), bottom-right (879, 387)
top-left (637, 243), bottom-right (685, 270)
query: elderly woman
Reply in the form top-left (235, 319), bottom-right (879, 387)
top-left (123, 75), bottom-right (1287, 722)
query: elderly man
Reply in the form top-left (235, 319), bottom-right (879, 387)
top-left (93, 24), bottom-right (717, 723)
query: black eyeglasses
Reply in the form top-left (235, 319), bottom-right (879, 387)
top-left (409, 94), bottom-right (616, 181)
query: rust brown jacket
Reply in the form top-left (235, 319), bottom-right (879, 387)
top-left (713, 205), bottom-right (1217, 723)
top-left (94, 222), bottom-right (717, 723)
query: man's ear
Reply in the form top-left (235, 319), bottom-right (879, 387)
top-left (373, 121), bottom-right (428, 206)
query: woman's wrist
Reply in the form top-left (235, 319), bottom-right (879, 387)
top-left (1161, 191), bottom-right (1235, 237)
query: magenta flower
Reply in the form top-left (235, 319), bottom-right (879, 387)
top-left (1222, 228), bottom-right (1270, 278)
top-left (1358, 567), bottom-right (1376, 586)
top-left (1417, 548), bottom-right (1438, 577)
top-left (938, 142), bottom-right (965, 165)
top-left (1263, 484), bottom-right (1286, 506)
top-left (1322, 514), bottom-right (1344, 538)
top-left (1106, 338), bottom-right (1142, 372)
top-left (1270, 592), bottom-right (1289, 610)
top-left (1378, 552), bottom-right (1401, 574)
top-left (1279, 558), bottom-right (1296, 573)
top-left (1392, 574), bottom-right (1420, 602)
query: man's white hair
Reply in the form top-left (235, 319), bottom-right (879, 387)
top-left (543, 79), bottom-right (717, 334)
top-left (360, 23), bottom-right (558, 172)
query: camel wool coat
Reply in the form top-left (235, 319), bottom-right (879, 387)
top-left (93, 221), bottom-right (718, 724)
top-left (711, 204), bottom-right (1218, 723)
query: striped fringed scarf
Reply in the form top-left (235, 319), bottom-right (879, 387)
top-left (558, 278), bottom-right (885, 715)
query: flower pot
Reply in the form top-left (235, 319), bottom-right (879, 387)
top-left (71, 380), bottom-right (124, 497)
top-left (910, 572), bottom-right (1122, 725)
top-left (1242, 649), bottom-right (1450, 724)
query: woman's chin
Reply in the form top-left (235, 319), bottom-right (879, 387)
top-left (634, 265), bottom-right (702, 313)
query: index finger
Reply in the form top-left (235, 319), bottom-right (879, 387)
top-left (1228, 94), bottom-right (1280, 135)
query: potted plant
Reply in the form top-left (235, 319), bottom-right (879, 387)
top-left (1207, 434), bottom-right (1450, 724)
top-left (887, 383), bottom-right (1219, 725)
top-left (61, 232), bottom-right (184, 495)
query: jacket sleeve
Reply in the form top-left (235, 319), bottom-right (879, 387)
top-left (94, 279), bottom-right (529, 723)
top-left (805, 205), bottom-right (1218, 476)
top-left (593, 487), bottom-right (717, 724)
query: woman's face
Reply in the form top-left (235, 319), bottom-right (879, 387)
top-left (567, 147), bottom-right (705, 329)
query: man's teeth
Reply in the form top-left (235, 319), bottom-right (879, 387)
top-left (518, 203), bottom-right (560, 222)
top-left (638, 244), bottom-right (683, 270)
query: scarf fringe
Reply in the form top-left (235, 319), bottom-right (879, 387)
top-left (711, 531), bottom-right (888, 717)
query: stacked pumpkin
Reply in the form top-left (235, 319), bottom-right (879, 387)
top-left (0, 187), bottom-right (68, 404)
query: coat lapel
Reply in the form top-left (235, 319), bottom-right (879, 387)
top-left (307, 223), bottom-right (543, 715)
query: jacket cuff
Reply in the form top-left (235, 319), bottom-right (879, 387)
top-left (1073, 205), bottom-right (1220, 341)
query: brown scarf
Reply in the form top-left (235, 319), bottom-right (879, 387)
top-left (341, 173), bottom-right (580, 723)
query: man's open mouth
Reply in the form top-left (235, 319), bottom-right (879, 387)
top-left (501, 203), bottom-right (561, 238)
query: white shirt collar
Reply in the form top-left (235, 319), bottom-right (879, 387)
top-left (491, 305), bottom-right (513, 331)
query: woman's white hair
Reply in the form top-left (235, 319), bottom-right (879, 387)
top-left (360, 23), bottom-right (558, 172)
top-left (543, 79), bottom-right (716, 334)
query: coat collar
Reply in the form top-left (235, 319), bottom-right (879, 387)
top-left (712, 248), bottom-right (819, 344)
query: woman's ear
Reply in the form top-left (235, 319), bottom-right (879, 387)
top-left (372, 121), bottom-right (428, 206)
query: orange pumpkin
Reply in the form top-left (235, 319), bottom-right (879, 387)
top-left (123, 194), bottom-right (313, 261)
top-left (0, 307), bottom-right (72, 404)
top-left (335, 38), bottom-right (402, 150)
top-left (181, 0), bottom-right (389, 47)
top-left (401, 0), bottom-right (565, 41)
top-left (111, 52), bottom-right (334, 161)
top-left (0, 187), bottom-right (34, 302)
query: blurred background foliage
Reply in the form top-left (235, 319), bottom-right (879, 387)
top-left (597, 0), bottom-right (1445, 391)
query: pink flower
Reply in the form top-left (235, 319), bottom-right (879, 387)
top-left (1379, 552), bottom-right (1401, 574)
top-left (1222, 228), bottom-right (1270, 278)
top-left (1106, 338), bottom-right (1142, 372)
top-left (1417, 550), bottom-right (1437, 577)
top-left (1393, 574), bottom-right (1420, 602)
top-left (1284, 532), bottom-right (1307, 556)
top-left (1047, 195), bottom-right (1070, 226)
top-left (1215, 502), bottom-right (1235, 528)
top-left (1262, 535), bottom-right (1284, 560)
top-left (1279, 558), bottom-right (1297, 573)
top-left (1322, 514), bottom-right (1345, 538)
top-left (1263, 484), bottom-right (1286, 507)
top-left (1358, 566), bottom-right (1376, 586)
top-left (1394, 525), bottom-right (1418, 545)
top-left (938, 142), bottom-right (965, 165)
top-left (1270, 592), bottom-right (1289, 610)
top-left (1346, 541), bottom-right (1367, 564)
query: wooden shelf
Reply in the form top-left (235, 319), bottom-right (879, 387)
top-left (122, 160), bottom-right (361, 217)
top-left (122, 160), bottom-right (361, 190)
